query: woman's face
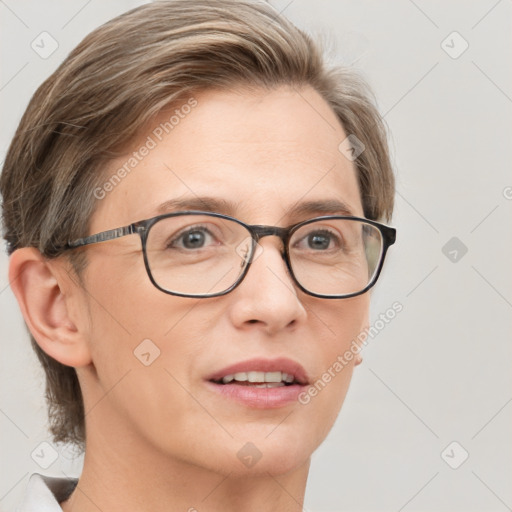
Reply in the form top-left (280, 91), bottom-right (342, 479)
top-left (77, 85), bottom-right (370, 476)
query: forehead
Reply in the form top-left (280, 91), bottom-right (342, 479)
top-left (91, 85), bottom-right (363, 230)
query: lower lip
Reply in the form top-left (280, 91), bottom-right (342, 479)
top-left (205, 381), bottom-right (306, 408)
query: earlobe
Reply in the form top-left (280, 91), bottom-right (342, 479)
top-left (9, 247), bottom-right (92, 368)
top-left (354, 310), bottom-right (369, 367)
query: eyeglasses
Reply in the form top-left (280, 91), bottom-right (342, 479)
top-left (63, 211), bottom-right (396, 299)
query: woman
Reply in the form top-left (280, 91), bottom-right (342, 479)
top-left (1, 0), bottom-right (395, 510)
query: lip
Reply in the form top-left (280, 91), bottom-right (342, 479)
top-left (205, 357), bottom-right (309, 409)
top-left (206, 357), bottom-right (309, 385)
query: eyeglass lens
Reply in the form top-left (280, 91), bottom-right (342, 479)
top-left (145, 214), bottom-right (383, 297)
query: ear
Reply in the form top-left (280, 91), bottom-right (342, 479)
top-left (9, 247), bottom-right (92, 368)
top-left (354, 305), bottom-right (370, 367)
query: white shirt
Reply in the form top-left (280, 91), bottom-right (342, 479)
top-left (17, 473), bottom-right (78, 512)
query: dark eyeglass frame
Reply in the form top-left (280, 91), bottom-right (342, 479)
top-left (63, 210), bottom-right (396, 299)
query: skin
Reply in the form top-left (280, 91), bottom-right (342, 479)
top-left (10, 84), bottom-right (369, 512)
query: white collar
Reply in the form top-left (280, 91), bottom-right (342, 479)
top-left (19, 473), bottom-right (78, 512)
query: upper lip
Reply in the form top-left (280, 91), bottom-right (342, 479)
top-left (206, 357), bottom-right (309, 385)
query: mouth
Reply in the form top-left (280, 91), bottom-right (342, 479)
top-left (205, 358), bottom-right (309, 408)
top-left (210, 370), bottom-right (303, 388)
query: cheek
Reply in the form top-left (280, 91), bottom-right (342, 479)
top-left (81, 270), bottom-right (212, 451)
top-left (84, 247), bottom-right (198, 335)
top-left (81, 254), bottom-right (203, 391)
top-left (301, 295), bottom-right (369, 428)
top-left (310, 294), bottom-right (370, 357)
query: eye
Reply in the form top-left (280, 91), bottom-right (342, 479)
top-left (170, 226), bottom-right (217, 250)
top-left (294, 228), bottom-right (341, 251)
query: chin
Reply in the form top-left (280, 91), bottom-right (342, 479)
top-left (217, 447), bottom-right (311, 479)
top-left (166, 425), bottom-right (317, 479)
top-left (223, 424), bottom-right (319, 477)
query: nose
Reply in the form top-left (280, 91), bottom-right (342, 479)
top-left (227, 238), bottom-right (307, 335)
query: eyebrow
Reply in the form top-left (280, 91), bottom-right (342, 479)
top-left (290, 199), bottom-right (355, 217)
top-left (155, 197), bottom-right (356, 219)
top-left (156, 197), bottom-right (236, 215)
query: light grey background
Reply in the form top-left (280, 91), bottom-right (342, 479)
top-left (1, 1), bottom-right (511, 511)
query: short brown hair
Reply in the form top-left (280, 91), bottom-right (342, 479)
top-left (1, 0), bottom-right (394, 449)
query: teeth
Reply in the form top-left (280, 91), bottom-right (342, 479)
top-left (219, 371), bottom-right (295, 384)
top-left (254, 382), bottom-right (286, 388)
top-left (264, 371), bottom-right (282, 383)
top-left (248, 371), bottom-right (265, 382)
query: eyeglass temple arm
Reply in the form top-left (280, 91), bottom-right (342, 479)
top-left (66, 224), bottom-right (139, 248)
